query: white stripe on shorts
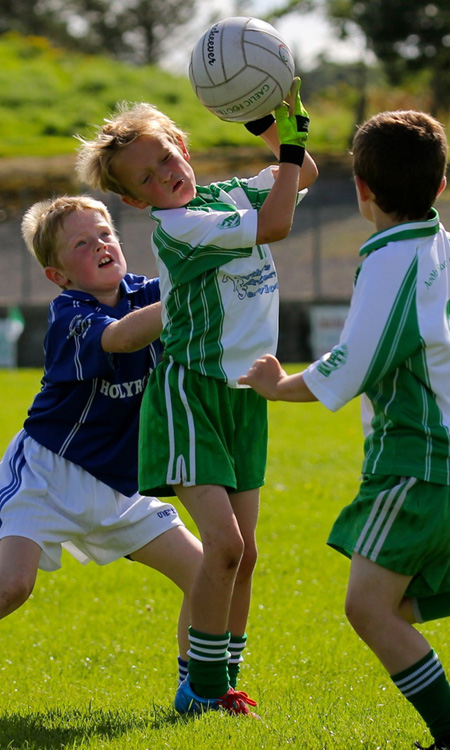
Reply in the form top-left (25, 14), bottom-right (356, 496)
top-left (165, 358), bottom-right (196, 486)
top-left (0, 431), bottom-right (27, 515)
top-left (355, 476), bottom-right (417, 561)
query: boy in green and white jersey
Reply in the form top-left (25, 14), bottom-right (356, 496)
top-left (76, 81), bottom-right (318, 714)
top-left (240, 110), bottom-right (450, 749)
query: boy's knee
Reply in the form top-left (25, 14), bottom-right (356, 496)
top-left (207, 529), bottom-right (244, 572)
top-left (237, 544), bottom-right (258, 580)
top-left (0, 575), bottom-right (34, 616)
top-left (345, 588), bottom-right (371, 632)
top-left (345, 586), bottom-right (390, 640)
top-left (226, 535), bottom-right (245, 571)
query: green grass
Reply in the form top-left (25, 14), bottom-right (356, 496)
top-left (0, 367), bottom-right (446, 749)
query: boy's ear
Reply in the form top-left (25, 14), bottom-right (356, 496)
top-left (177, 137), bottom-right (190, 161)
top-left (45, 266), bottom-right (69, 288)
top-left (121, 195), bottom-right (149, 210)
top-left (437, 175), bottom-right (447, 197)
top-left (354, 174), bottom-right (373, 202)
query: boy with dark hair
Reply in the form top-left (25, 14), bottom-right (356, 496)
top-left (240, 110), bottom-right (450, 749)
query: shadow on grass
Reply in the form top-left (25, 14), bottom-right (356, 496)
top-left (0, 703), bottom-right (182, 749)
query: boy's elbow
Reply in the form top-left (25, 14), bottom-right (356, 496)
top-left (101, 322), bottom-right (131, 354)
top-left (308, 163), bottom-right (319, 186)
top-left (299, 158), bottom-right (319, 190)
top-left (272, 221), bottom-right (293, 242)
top-left (257, 219), bottom-right (293, 245)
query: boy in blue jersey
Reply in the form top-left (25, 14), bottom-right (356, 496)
top-left (240, 110), bottom-right (450, 749)
top-left (75, 80), bottom-right (318, 715)
top-left (0, 195), bottom-right (202, 685)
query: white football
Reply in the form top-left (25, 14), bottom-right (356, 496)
top-left (189, 16), bottom-right (295, 123)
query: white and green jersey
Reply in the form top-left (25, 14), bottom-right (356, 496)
top-left (303, 209), bottom-right (450, 485)
top-left (150, 167), bottom-right (307, 387)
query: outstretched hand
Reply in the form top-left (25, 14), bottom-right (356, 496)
top-left (238, 354), bottom-right (287, 400)
top-left (274, 77), bottom-right (309, 166)
top-left (274, 77), bottom-right (309, 147)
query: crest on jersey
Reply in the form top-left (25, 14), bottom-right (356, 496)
top-left (218, 213), bottom-right (241, 229)
top-left (68, 314), bottom-right (92, 338)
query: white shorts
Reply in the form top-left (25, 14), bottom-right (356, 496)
top-left (0, 431), bottom-right (184, 572)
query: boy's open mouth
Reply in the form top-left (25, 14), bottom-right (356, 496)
top-left (98, 255), bottom-right (113, 267)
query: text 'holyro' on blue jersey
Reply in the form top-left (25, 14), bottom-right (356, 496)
top-left (24, 274), bottom-right (163, 496)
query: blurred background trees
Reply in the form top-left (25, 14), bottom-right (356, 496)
top-left (0, 0), bottom-right (448, 159)
top-left (261, 0), bottom-right (450, 115)
top-left (0, 0), bottom-right (198, 64)
top-left (2, 0), bottom-right (449, 115)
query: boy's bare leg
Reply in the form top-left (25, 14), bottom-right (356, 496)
top-left (398, 596), bottom-right (417, 623)
top-left (0, 536), bottom-right (41, 618)
top-left (174, 484), bottom-right (244, 634)
top-left (227, 488), bottom-right (260, 636)
top-left (347, 553), bottom-right (450, 745)
top-left (130, 526), bottom-right (202, 659)
top-left (176, 596), bottom-right (192, 662)
top-left (170, 484), bottom-right (247, 700)
top-left (346, 553), bottom-right (431, 673)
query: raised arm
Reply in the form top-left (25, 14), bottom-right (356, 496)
top-left (244, 79), bottom-right (318, 193)
top-left (101, 301), bottom-right (162, 353)
top-left (245, 78), bottom-right (318, 245)
top-left (255, 161), bottom-right (301, 244)
top-left (256, 124), bottom-right (318, 191)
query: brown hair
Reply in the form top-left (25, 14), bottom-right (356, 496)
top-left (21, 195), bottom-right (116, 268)
top-left (75, 101), bottom-right (188, 198)
top-left (352, 110), bottom-right (448, 220)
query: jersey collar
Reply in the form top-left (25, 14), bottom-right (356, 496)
top-left (187, 194), bottom-right (208, 207)
top-left (59, 277), bottom-right (130, 304)
top-left (359, 208), bottom-right (440, 257)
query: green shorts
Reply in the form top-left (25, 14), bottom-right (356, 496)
top-left (138, 359), bottom-right (268, 497)
top-left (327, 473), bottom-right (450, 598)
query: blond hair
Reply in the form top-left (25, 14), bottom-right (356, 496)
top-left (75, 102), bottom-right (189, 198)
top-left (21, 194), bottom-right (116, 268)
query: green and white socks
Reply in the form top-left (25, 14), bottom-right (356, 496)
top-left (228, 633), bottom-right (248, 689)
top-left (391, 649), bottom-right (450, 744)
top-left (177, 655), bottom-right (188, 685)
top-left (182, 628), bottom-right (249, 697)
top-left (187, 626), bottom-right (230, 699)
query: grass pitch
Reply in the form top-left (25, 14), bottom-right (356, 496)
top-left (0, 367), bottom-right (446, 749)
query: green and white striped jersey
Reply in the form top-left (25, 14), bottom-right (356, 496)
top-left (150, 167), bottom-right (307, 387)
top-left (303, 209), bottom-right (450, 485)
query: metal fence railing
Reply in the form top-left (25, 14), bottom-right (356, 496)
top-left (0, 171), bottom-right (368, 306)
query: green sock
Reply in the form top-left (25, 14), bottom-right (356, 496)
top-left (177, 656), bottom-right (188, 685)
top-left (187, 626), bottom-right (230, 699)
top-left (391, 649), bottom-right (450, 740)
top-left (413, 593), bottom-right (450, 623)
top-left (228, 633), bottom-right (247, 689)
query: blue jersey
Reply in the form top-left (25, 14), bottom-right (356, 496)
top-left (24, 273), bottom-right (162, 496)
